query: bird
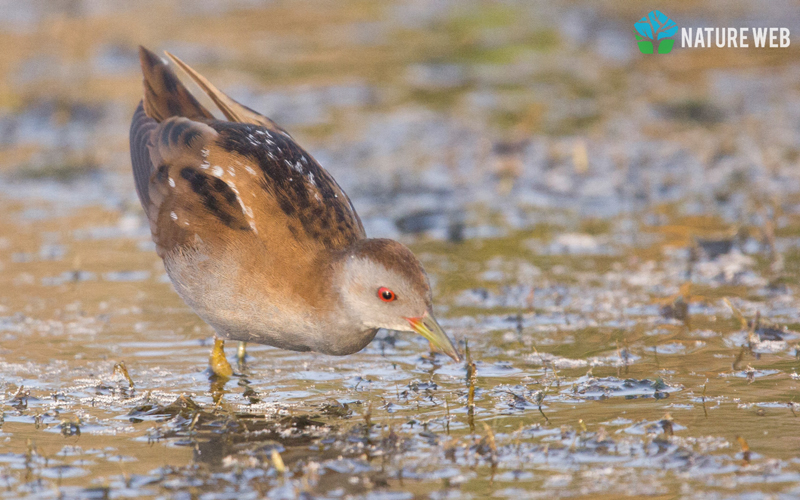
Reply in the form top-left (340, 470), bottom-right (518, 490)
top-left (129, 46), bottom-right (460, 377)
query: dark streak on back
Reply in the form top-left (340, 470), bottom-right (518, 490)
top-left (179, 167), bottom-right (251, 231)
top-left (213, 122), bottom-right (364, 248)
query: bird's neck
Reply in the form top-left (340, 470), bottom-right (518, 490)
top-left (301, 247), bottom-right (350, 313)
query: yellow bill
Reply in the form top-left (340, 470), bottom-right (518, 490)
top-left (405, 311), bottom-right (461, 362)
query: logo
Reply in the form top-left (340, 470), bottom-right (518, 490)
top-left (635, 11), bottom-right (791, 53)
top-left (635, 10), bottom-right (678, 54)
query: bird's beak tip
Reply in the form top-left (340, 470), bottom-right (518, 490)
top-left (405, 312), bottom-right (461, 363)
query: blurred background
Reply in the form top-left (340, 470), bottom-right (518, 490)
top-left (2, 0), bottom-right (799, 239)
top-left (3, 1), bottom-right (800, 498)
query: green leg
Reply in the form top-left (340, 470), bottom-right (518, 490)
top-left (209, 337), bottom-right (233, 378)
top-left (237, 341), bottom-right (247, 366)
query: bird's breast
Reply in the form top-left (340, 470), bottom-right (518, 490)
top-left (162, 244), bottom-right (376, 355)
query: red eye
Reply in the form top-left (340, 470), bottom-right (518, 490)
top-left (378, 287), bottom-right (396, 302)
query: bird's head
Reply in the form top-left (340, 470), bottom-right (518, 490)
top-left (333, 238), bottom-right (460, 362)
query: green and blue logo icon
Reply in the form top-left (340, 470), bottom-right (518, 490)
top-left (635, 10), bottom-right (678, 54)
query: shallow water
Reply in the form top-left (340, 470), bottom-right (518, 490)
top-left (3, 1), bottom-right (800, 498)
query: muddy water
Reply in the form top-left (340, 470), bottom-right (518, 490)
top-left (3, 1), bottom-right (800, 498)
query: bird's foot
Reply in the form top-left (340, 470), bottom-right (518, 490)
top-left (209, 338), bottom-right (233, 379)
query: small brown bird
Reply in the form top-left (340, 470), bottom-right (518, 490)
top-left (130, 47), bottom-right (460, 376)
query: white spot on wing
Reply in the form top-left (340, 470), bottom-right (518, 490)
top-left (168, 177), bottom-right (175, 188)
top-left (170, 211), bottom-right (178, 220)
top-left (285, 159), bottom-right (303, 174)
top-left (224, 179), bottom-right (258, 235)
top-left (211, 166), bottom-right (224, 177)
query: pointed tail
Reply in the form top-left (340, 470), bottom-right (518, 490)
top-left (165, 51), bottom-right (285, 133)
top-left (139, 46), bottom-right (214, 123)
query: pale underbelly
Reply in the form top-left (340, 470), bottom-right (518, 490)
top-left (163, 250), bottom-right (377, 355)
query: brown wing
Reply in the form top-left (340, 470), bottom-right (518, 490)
top-left (130, 106), bottom-right (257, 256)
top-left (208, 121), bottom-right (365, 251)
top-left (164, 49), bottom-right (365, 250)
top-left (131, 46), bottom-right (365, 261)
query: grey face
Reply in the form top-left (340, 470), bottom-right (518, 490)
top-left (336, 253), bottom-right (460, 362)
top-left (338, 254), bottom-right (431, 332)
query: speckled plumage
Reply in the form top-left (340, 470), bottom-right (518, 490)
top-left (129, 46), bottom-right (459, 362)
